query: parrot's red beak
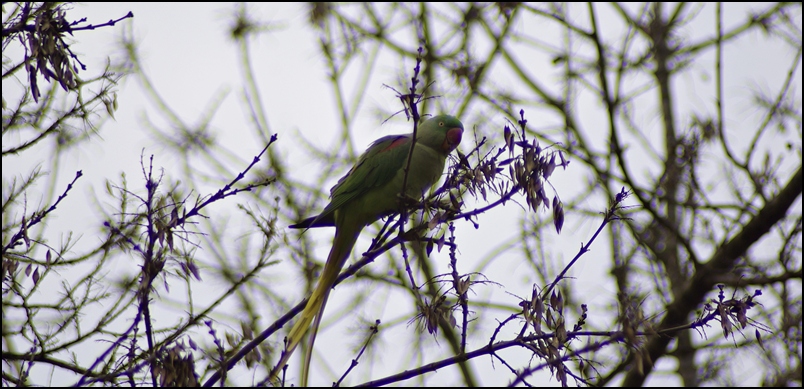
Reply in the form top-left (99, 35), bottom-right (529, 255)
top-left (443, 127), bottom-right (463, 152)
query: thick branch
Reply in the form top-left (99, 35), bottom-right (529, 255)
top-left (623, 165), bottom-right (803, 386)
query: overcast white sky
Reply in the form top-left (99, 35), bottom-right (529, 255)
top-left (3, 3), bottom-right (801, 387)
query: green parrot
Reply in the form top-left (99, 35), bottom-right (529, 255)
top-left (272, 114), bottom-right (464, 385)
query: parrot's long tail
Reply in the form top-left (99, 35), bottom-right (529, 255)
top-left (269, 222), bottom-right (362, 385)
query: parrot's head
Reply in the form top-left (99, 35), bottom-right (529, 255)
top-left (419, 114), bottom-right (464, 155)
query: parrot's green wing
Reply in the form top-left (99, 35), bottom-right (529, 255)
top-left (307, 134), bottom-right (412, 227)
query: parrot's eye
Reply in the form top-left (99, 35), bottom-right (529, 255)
top-left (439, 121), bottom-right (444, 126)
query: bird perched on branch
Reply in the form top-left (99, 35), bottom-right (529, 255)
top-left (271, 114), bottom-right (464, 385)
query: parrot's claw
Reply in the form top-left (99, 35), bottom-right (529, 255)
top-left (397, 193), bottom-right (422, 208)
